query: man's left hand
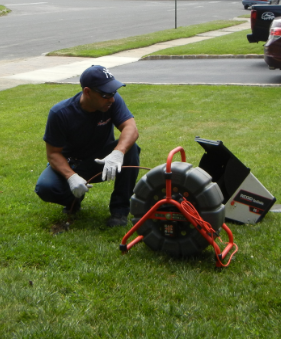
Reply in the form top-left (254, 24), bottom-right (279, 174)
top-left (95, 150), bottom-right (124, 181)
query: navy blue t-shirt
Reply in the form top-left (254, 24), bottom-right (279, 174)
top-left (43, 92), bottom-right (133, 159)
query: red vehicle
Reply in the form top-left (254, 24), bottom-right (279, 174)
top-left (264, 17), bottom-right (281, 69)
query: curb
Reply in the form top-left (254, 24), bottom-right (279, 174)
top-left (141, 54), bottom-right (264, 60)
top-left (49, 82), bottom-right (281, 88)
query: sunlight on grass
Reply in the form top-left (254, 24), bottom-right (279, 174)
top-left (147, 29), bottom-right (264, 56)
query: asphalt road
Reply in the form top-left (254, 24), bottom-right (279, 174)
top-left (63, 58), bottom-right (281, 86)
top-left (2, 0), bottom-right (279, 87)
top-left (1, 0), bottom-right (246, 60)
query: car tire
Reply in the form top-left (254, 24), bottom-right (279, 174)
top-left (130, 161), bottom-right (225, 258)
top-left (244, 5), bottom-right (249, 9)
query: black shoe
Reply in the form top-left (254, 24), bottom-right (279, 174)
top-left (62, 200), bottom-right (81, 215)
top-left (107, 214), bottom-right (128, 227)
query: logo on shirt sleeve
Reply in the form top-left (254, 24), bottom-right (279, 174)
top-left (97, 118), bottom-right (111, 126)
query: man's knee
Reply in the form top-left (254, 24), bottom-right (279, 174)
top-left (35, 182), bottom-right (48, 202)
top-left (34, 166), bottom-right (66, 203)
top-left (34, 177), bottom-right (54, 202)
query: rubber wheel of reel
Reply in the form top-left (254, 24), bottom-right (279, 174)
top-left (130, 161), bottom-right (225, 257)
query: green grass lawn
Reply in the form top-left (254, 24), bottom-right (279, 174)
top-left (147, 29), bottom-right (264, 57)
top-left (0, 5), bottom-right (11, 16)
top-left (1, 83), bottom-right (281, 338)
top-left (48, 20), bottom-right (246, 58)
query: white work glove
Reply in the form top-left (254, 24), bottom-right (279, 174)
top-left (95, 150), bottom-right (124, 182)
top-left (67, 173), bottom-right (93, 198)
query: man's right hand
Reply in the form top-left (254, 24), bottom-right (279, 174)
top-left (67, 173), bottom-right (93, 198)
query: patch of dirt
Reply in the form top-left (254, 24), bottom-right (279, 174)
top-left (51, 220), bottom-right (73, 235)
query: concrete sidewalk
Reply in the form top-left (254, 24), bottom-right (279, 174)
top-left (0, 19), bottom-right (250, 91)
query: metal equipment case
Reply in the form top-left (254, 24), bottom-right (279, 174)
top-left (196, 137), bottom-right (276, 224)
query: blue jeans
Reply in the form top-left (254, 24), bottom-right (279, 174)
top-left (35, 141), bottom-right (140, 216)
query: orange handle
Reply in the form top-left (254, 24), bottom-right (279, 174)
top-left (166, 147), bottom-right (186, 199)
top-left (166, 147), bottom-right (186, 173)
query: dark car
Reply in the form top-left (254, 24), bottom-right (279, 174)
top-left (242, 0), bottom-right (271, 10)
top-left (264, 16), bottom-right (281, 69)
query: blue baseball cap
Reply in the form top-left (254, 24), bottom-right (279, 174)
top-left (80, 65), bottom-right (125, 93)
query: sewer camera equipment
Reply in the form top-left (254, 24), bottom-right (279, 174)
top-left (119, 138), bottom-right (276, 267)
